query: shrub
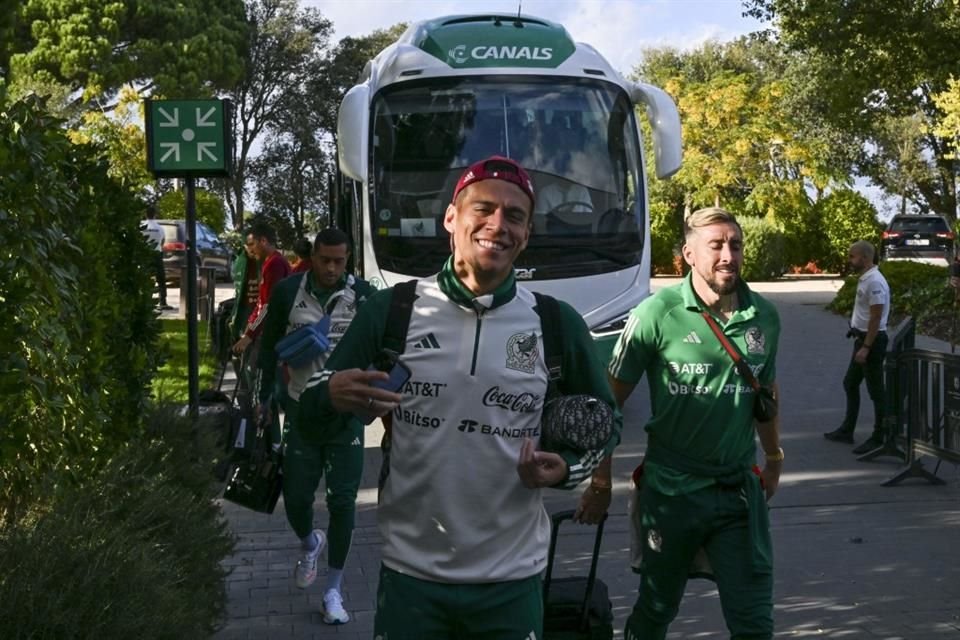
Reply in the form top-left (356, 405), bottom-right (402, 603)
top-left (740, 216), bottom-right (787, 281)
top-left (827, 261), bottom-right (954, 337)
top-left (650, 200), bottom-right (684, 275)
top-left (0, 405), bottom-right (235, 639)
top-left (815, 189), bottom-right (883, 273)
top-left (0, 95), bottom-right (161, 522)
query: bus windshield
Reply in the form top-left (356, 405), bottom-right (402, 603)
top-left (369, 76), bottom-right (644, 279)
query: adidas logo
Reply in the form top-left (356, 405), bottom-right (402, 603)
top-left (295, 300), bottom-right (308, 309)
top-left (413, 333), bottom-right (441, 349)
top-left (350, 437), bottom-right (361, 446)
top-left (682, 331), bottom-right (702, 344)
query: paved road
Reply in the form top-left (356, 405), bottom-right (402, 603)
top-left (185, 278), bottom-right (960, 640)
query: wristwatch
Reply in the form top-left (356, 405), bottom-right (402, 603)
top-left (765, 447), bottom-right (785, 462)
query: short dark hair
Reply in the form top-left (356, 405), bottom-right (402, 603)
top-left (248, 220), bottom-right (276, 245)
top-left (293, 238), bottom-right (313, 260)
top-left (313, 227), bottom-right (349, 250)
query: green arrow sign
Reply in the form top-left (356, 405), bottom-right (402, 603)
top-left (145, 99), bottom-right (232, 177)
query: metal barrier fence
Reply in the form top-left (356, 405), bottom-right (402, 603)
top-left (857, 316), bottom-right (915, 463)
top-left (883, 347), bottom-right (960, 486)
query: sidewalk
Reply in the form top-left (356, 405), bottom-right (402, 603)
top-left (209, 281), bottom-right (960, 640)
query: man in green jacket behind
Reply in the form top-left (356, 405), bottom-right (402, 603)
top-left (256, 227), bottom-right (373, 626)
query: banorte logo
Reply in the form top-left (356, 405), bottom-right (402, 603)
top-left (482, 386), bottom-right (541, 413)
top-left (447, 44), bottom-right (554, 64)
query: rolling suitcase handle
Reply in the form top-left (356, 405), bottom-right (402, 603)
top-left (544, 509), bottom-right (608, 632)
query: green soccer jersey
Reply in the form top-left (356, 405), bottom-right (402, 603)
top-left (608, 273), bottom-right (780, 495)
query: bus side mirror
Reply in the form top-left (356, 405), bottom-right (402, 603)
top-left (338, 84), bottom-right (371, 182)
top-left (629, 82), bottom-right (683, 180)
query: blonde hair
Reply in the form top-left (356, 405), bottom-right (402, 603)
top-left (684, 207), bottom-right (742, 241)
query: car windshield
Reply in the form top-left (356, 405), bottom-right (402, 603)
top-left (889, 217), bottom-right (949, 232)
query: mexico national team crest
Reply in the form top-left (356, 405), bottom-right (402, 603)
top-left (506, 332), bottom-right (539, 373)
top-left (745, 326), bottom-right (766, 354)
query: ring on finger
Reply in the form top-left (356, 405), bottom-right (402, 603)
top-left (367, 397), bottom-right (374, 408)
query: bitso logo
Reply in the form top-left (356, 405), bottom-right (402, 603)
top-left (506, 332), bottom-right (539, 373)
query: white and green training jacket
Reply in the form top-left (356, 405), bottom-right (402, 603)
top-left (299, 260), bottom-right (621, 584)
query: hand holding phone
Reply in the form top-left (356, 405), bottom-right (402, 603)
top-left (357, 349), bottom-right (411, 424)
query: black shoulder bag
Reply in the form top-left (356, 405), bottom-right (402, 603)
top-left (701, 312), bottom-right (778, 422)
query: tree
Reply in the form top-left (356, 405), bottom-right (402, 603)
top-left (7, 0), bottom-right (247, 105)
top-left (314, 23), bottom-right (407, 144)
top-left (636, 36), bottom-right (864, 270)
top-left (215, 0), bottom-right (332, 230)
top-left (66, 85), bottom-right (153, 198)
top-left (743, 0), bottom-right (960, 220)
top-left (251, 96), bottom-right (331, 247)
top-left (156, 188), bottom-right (229, 234)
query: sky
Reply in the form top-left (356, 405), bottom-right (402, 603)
top-left (306, 0), bottom-right (768, 77)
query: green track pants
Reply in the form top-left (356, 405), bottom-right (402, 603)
top-left (625, 482), bottom-right (774, 640)
top-left (281, 413), bottom-right (363, 570)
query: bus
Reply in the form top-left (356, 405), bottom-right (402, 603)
top-left (334, 13), bottom-right (682, 357)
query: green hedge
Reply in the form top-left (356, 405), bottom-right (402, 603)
top-left (827, 261), bottom-right (954, 337)
top-left (0, 406), bottom-right (235, 638)
top-left (740, 216), bottom-right (787, 281)
top-left (0, 95), bottom-right (161, 522)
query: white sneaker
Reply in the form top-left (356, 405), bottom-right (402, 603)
top-left (294, 530), bottom-right (325, 589)
top-left (322, 588), bottom-right (350, 625)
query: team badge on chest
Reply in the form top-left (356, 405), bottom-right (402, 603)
top-left (745, 326), bottom-right (765, 354)
top-left (506, 332), bottom-right (539, 373)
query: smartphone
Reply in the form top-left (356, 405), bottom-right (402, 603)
top-left (369, 359), bottom-right (412, 393)
top-left (358, 350), bottom-right (411, 424)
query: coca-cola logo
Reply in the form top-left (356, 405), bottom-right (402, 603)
top-left (482, 386), bottom-right (541, 413)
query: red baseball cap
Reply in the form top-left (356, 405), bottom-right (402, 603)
top-left (451, 156), bottom-right (535, 207)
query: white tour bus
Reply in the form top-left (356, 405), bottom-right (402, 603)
top-left (334, 13), bottom-right (682, 357)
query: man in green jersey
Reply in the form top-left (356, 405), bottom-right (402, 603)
top-left (256, 228), bottom-right (374, 625)
top-left (579, 207), bottom-right (782, 639)
top-left (298, 156), bottom-right (620, 640)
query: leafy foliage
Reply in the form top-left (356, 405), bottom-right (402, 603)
top-left (636, 37), bottom-right (885, 272)
top-left (216, 0), bottom-right (333, 229)
top-left (740, 215), bottom-right (786, 281)
top-left (744, 0), bottom-right (960, 221)
top-left (0, 95), bottom-right (160, 523)
top-left (814, 189), bottom-right (883, 273)
top-left (827, 261), bottom-right (954, 339)
top-left (8, 0), bottom-right (247, 103)
top-left (156, 188), bottom-right (230, 235)
top-left (0, 405), bottom-right (235, 638)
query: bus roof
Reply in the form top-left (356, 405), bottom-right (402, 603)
top-left (359, 14), bottom-right (629, 91)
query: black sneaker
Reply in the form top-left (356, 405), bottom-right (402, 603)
top-left (852, 435), bottom-right (883, 455)
top-left (824, 428), bottom-right (854, 444)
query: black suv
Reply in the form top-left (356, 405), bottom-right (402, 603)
top-left (881, 214), bottom-right (955, 265)
top-left (158, 220), bottom-right (233, 284)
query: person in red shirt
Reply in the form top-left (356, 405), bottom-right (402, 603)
top-left (232, 221), bottom-right (292, 355)
top-left (290, 238), bottom-right (313, 274)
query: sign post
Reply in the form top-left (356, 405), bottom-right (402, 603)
top-left (145, 99), bottom-right (232, 419)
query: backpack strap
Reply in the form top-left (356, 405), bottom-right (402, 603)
top-left (383, 279), bottom-right (418, 355)
top-left (534, 292), bottom-right (563, 394)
